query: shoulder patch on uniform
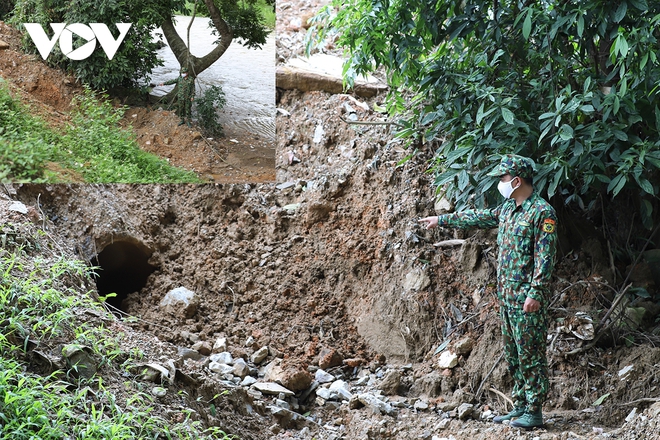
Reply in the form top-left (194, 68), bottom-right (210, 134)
top-left (542, 218), bottom-right (556, 233)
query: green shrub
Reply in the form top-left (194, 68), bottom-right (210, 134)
top-left (318, 0), bottom-right (660, 228)
top-left (195, 84), bottom-right (226, 138)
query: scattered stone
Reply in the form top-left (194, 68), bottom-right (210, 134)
top-left (191, 341), bottom-right (212, 356)
top-left (313, 124), bottom-right (325, 144)
top-left (437, 351), bottom-right (459, 369)
top-left (414, 400), bottom-right (430, 411)
top-left (178, 347), bottom-right (203, 361)
top-left (329, 380), bottom-right (353, 401)
top-left (403, 268), bottom-right (431, 292)
top-left (315, 369), bottom-right (335, 384)
top-left (8, 201), bottom-right (28, 214)
top-left (358, 393), bottom-right (396, 416)
top-left (212, 337), bottom-right (228, 353)
top-left (378, 370), bottom-right (401, 395)
top-left (281, 368), bottom-right (314, 392)
top-left (210, 352), bottom-right (233, 365)
top-left (275, 399), bottom-right (291, 410)
top-left (209, 362), bottom-right (234, 375)
top-left (253, 382), bottom-right (295, 396)
top-left (241, 376), bottom-right (257, 387)
top-left (434, 418), bottom-right (451, 430)
top-left (233, 358), bottom-right (250, 378)
top-left (0, 40), bottom-right (9, 50)
top-left (159, 287), bottom-right (198, 319)
top-left (318, 347), bottom-right (343, 370)
top-left (457, 403), bottom-right (474, 420)
top-left (317, 387), bottom-right (333, 400)
top-left (151, 386), bottom-right (167, 398)
top-left (269, 424), bottom-right (282, 434)
top-left (250, 346), bottom-right (269, 364)
top-left (343, 358), bottom-right (365, 367)
top-left (453, 337), bottom-right (474, 356)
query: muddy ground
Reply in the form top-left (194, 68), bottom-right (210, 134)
top-left (0, 20), bottom-right (275, 183)
top-left (3, 1), bottom-right (660, 439)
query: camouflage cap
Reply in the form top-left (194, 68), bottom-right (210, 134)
top-left (487, 154), bottom-right (535, 179)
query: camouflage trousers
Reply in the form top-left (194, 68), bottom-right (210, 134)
top-left (499, 286), bottom-right (549, 413)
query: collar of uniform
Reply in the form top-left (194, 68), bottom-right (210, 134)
top-left (512, 191), bottom-right (538, 212)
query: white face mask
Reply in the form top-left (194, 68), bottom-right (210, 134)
top-left (497, 178), bottom-right (520, 198)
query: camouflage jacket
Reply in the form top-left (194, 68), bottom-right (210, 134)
top-left (438, 192), bottom-right (557, 306)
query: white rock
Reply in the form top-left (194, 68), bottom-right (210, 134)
top-left (329, 380), bottom-right (353, 401)
top-left (358, 393), bottom-right (396, 416)
top-left (250, 346), bottom-right (269, 364)
top-left (437, 351), bottom-right (459, 369)
top-left (316, 387), bottom-right (334, 400)
top-left (159, 287), bottom-right (198, 318)
top-left (210, 352), bottom-right (233, 365)
top-left (313, 124), bottom-right (325, 144)
top-left (8, 201), bottom-right (28, 214)
top-left (213, 337), bottom-right (228, 352)
top-left (151, 386), bottom-right (167, 398)
top-left (315, 369), bottom-right (335, 384)
top-left (209, 362), bottom-right (234, 375)
top-left (252, 382), bottom-right (295, 396)
top-left (241, 376), bottom-right (257, 387)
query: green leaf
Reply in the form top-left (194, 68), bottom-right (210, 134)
top-left (476, 102), bottom-right (485, 125)
top-left (641, 200), bottom-right (653, 230)
top-left (638, 178), bottom-right (654, 195)
top-left (501, 107), bottom-right (514, 124)
top-left (522, 9), bottom-right (532, 40)
top-left (613, 130), bottom-right (628, 141)
top-left (613, 3), bottom-right (627, 22)
top-left (577, 15), bottom-right (584, 37)
top-left (559, 124), bottom-right (574, 140)
top-left (593, 393), bottom-right (611, 406)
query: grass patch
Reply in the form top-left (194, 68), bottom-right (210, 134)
top-left (0, 223), bottom-right (234, 439)
top-left (0, 79), bottom-right (202, 183)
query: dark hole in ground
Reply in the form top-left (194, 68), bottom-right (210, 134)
top-left (92, 241), bottom-right (156, 313)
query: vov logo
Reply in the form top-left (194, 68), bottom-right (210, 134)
top-left (23, 23), bottom-right (132, 61)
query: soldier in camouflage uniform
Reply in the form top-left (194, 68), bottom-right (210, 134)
top-left (159, 66), bottom-right (195, 127)
top-left (419, 154), bottom-right (557, 430)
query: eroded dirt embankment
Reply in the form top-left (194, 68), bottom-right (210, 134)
top-left (10, 86), bottom-right (660, 440)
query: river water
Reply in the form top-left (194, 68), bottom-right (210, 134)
top-left (149, 16), bottom-right (275, 143)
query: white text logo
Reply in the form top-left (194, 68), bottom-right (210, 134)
top-left (23, 23), bottom-right (132, 60)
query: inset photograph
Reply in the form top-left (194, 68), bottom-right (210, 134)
top-left (0, 0), bottom-right (275, 183)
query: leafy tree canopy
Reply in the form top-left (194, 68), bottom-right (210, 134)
top-left (316, 0), bottom-right (660, 230)
top-left (10, 0), bottom-right (270, 90)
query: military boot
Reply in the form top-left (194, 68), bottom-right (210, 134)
top-left (509, 410), bottom-right (543, 429)
top-left (492, 406), bottom-right (525, 423)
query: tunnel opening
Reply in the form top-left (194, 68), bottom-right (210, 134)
top-left (91, 241), bottom-right (156, 313)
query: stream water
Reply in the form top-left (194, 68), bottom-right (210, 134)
top-left (149, 16), bottom-right (275, 143)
